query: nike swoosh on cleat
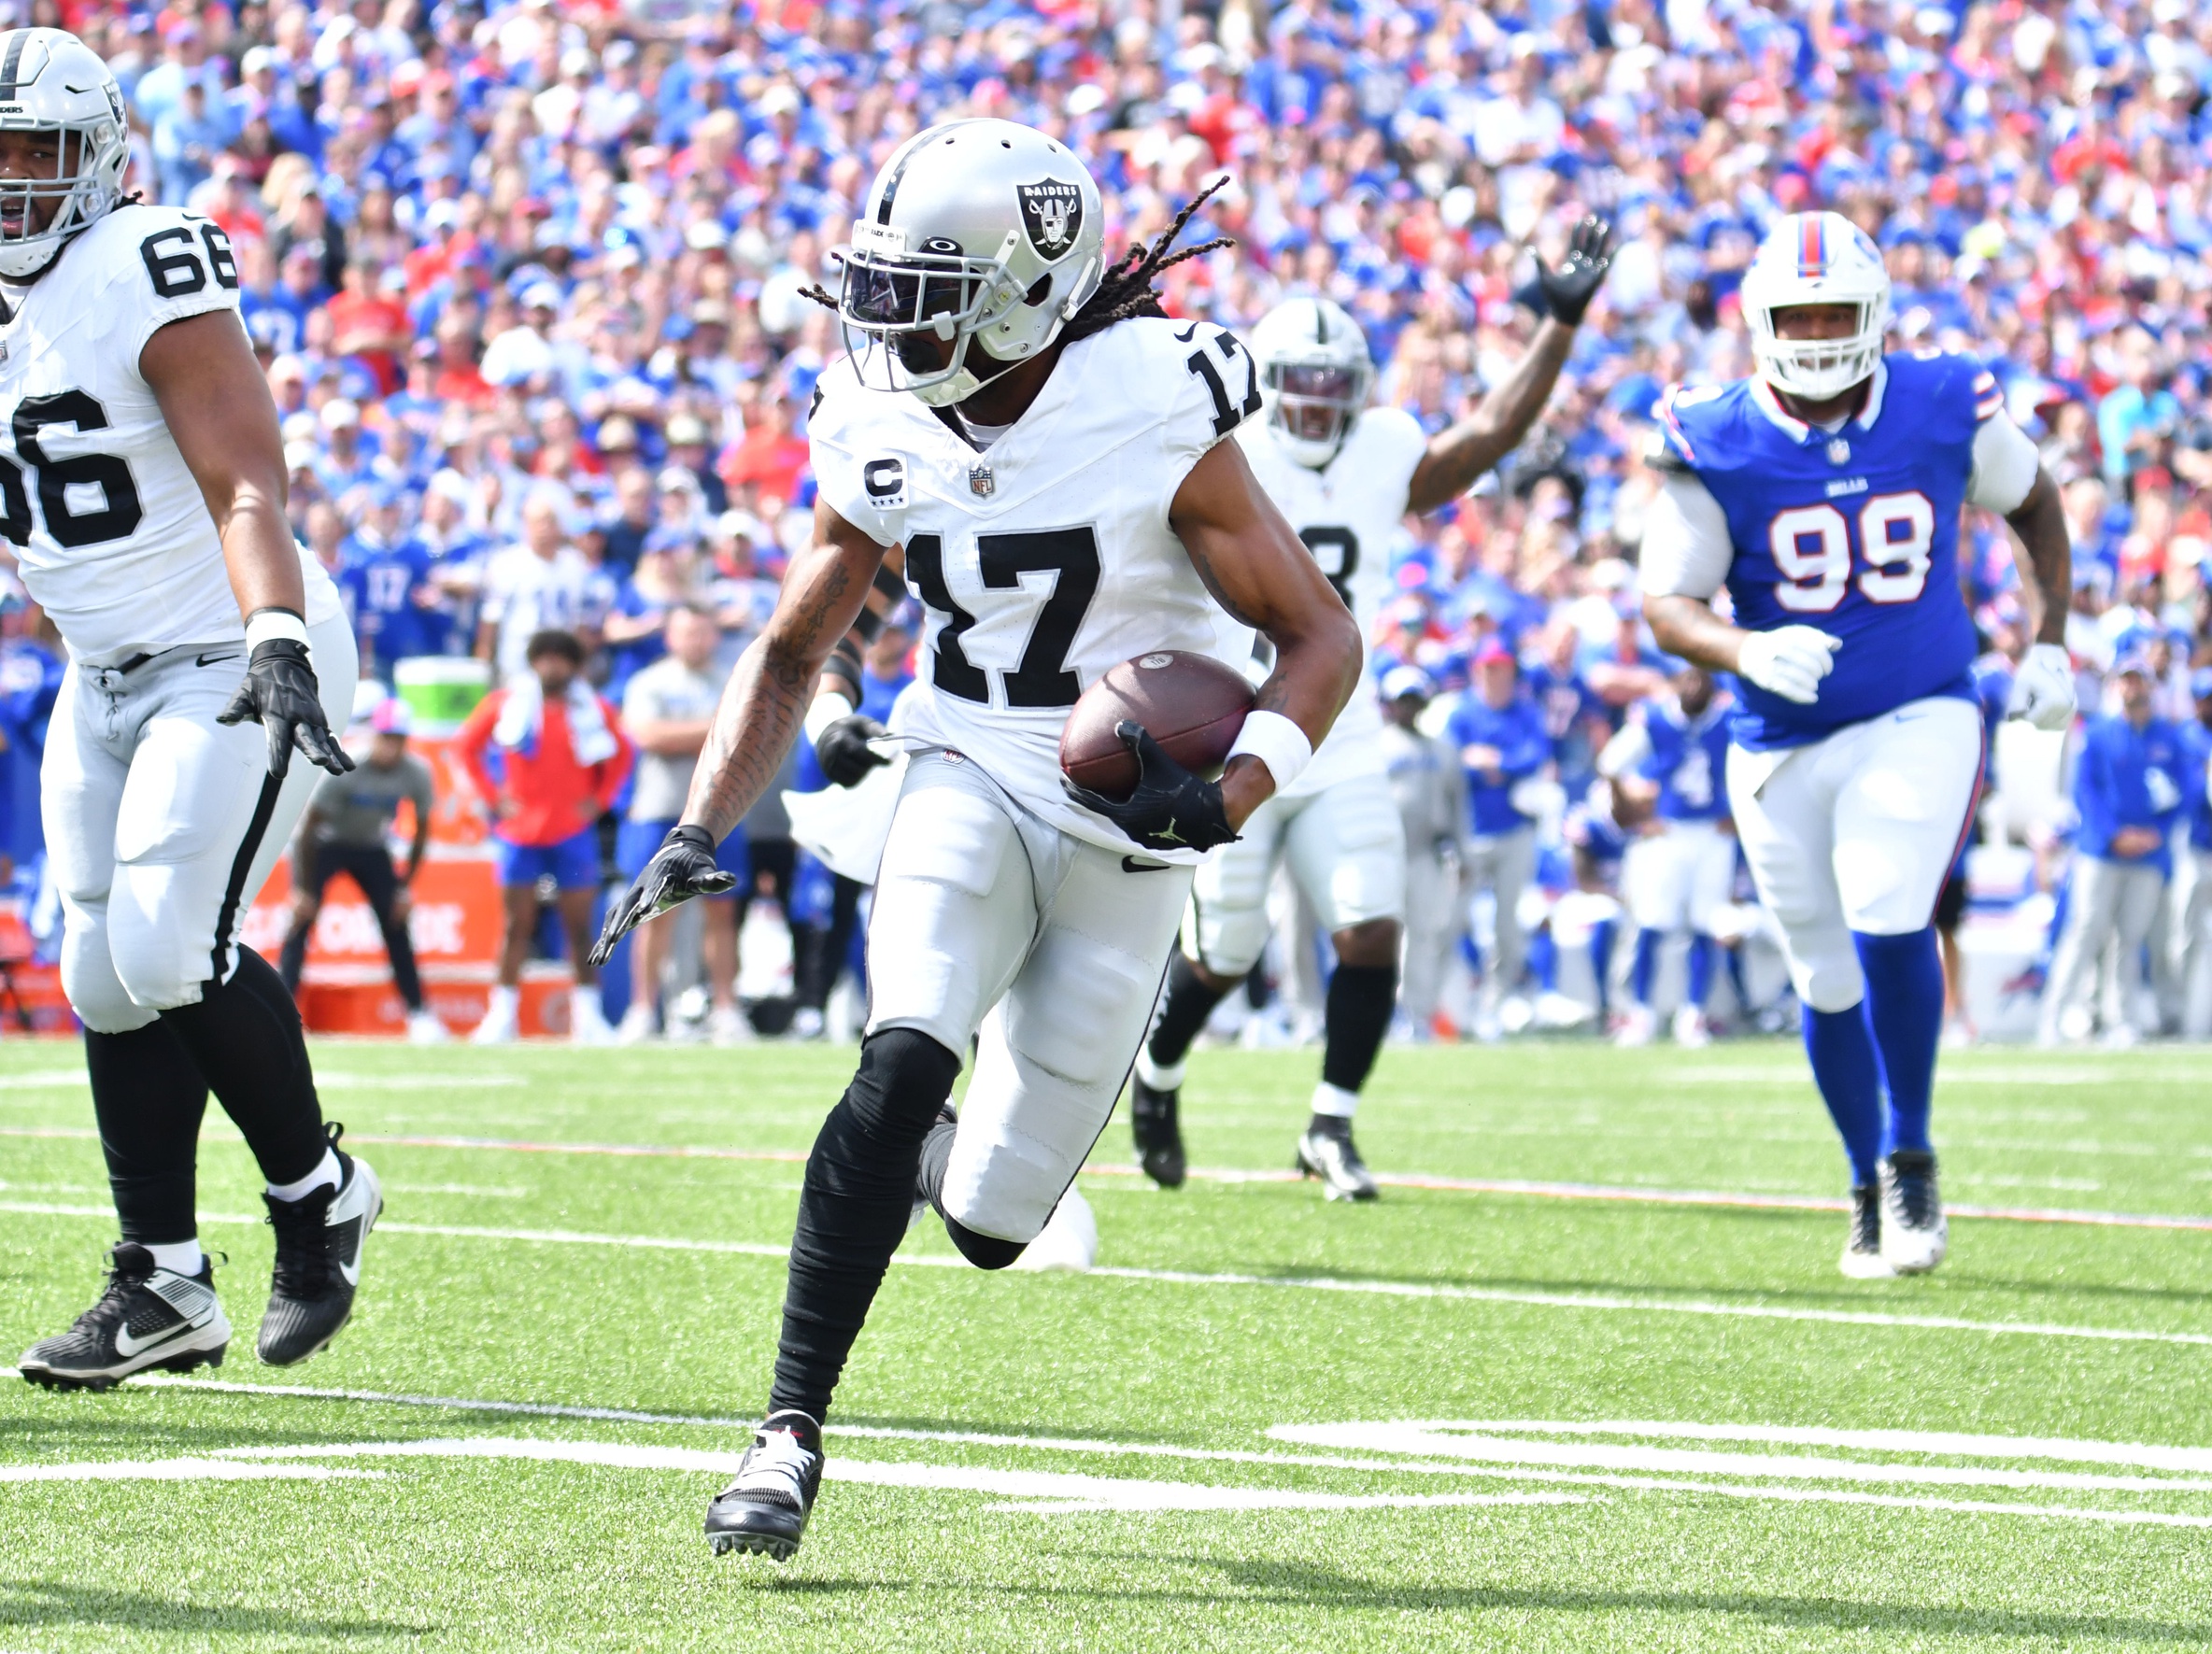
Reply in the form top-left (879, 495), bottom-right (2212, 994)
top-left (113, 1321), bottom-right (193, 1359)
top-left (1121, 856), bottom-right (1173, 873)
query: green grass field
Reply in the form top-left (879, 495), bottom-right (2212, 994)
top-left (3, 1037), bottom-right (2210, 1651)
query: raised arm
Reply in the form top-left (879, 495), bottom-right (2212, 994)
top-left (1169, 436), bottom-right (1363, 829)
top-left (1403, 217), bottom-right (1614, 516)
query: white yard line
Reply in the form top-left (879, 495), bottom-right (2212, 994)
top-left (0, 1459), bottom-right (376, 1484)
top-left (1392, 1419), bottom-right (2212, 1473)
top-left (7, 1200), bottom-right (2210, 1349)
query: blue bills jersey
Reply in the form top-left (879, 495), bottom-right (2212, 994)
top-left (1654, 352), bottom-right (1997, 751)
top-left (1638, 694), bottom-right (1735, 824)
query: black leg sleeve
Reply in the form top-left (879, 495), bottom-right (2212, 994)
top-left (160, 947), bottom-right (328, 1189)
top-left (276, 859), bottom-right (331, 997)
top-left (85, 1023), bottom-right (211, 1245)
top-left (1321, 962), bottom-right (1399, 1095)
top-left (1146, 952), bottom-right (1235, 1070)
top-left (768, 1027), bottom-right (962, 1422)
top-left (343, 846), bottom-right (424, 1011)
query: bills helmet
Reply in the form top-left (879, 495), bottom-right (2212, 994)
top-left (1739, 212), bottom-right (1891, 403)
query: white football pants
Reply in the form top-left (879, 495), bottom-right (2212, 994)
top-left (45, 618), bottom-right (359, 1034)
top-left (1622, 819), bottom-right (1738, 934)
top-left (1183, 771), bottom-right (1407, 978)
top-left (867, 750), bottom-right (1192, 1244)
top-left (1726, 697), bottom-right (1981, 1014)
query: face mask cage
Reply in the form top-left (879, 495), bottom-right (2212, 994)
top-left (837, 238), bottom-right (1025, 399)
top-left (0, 127), bottom-right (112, 255)
top-left (1266, 360), bottom-right (1369, 449)
top-left (1753, 299), bottom-right (1884, 400)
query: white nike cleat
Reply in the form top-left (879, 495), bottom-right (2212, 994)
top-left (1671, 1006), bottom-right (1711, 1048)
top-left (471, 993), bottom-right (518, 1045)
top-left (708, 1005), bottom-right (755, 1046)
top-left (405, 1009), bottom-right (450, 1044)
top-left (1878, 1150), bottom-right (1947, 1275)
top-left (19, 1245), bottom-right (230, 1391)
top-left (1010, 1187), bottom-right (1098, 1273)
top-left (1613, 1005), bottom-right (1657, 1047)
top-left (616, 1002), bottom-right (658, 1045)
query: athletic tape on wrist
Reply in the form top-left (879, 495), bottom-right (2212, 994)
top-left (804, 690), bottom-right (858, 743)
top-left (245, 609), bottom-right (309, 649)
top-left (1226, 710), bottom-right (1312, 792)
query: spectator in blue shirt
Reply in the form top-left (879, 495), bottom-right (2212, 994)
top-left (1445, 639), bottom-right (1552, 1031)
top-left (2168, 670), bottom-right (2212, 1037)
top-left (2041, 655), bottom-right (2184, 1045)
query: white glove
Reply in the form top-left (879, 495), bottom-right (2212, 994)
top-left (1736, 627), bottom-right (1841, 705)
top-left (2006, 642), bottom-right (2076, 731)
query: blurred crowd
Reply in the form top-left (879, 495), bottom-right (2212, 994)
top-left (1, 0), bottom-right (2209, 1043)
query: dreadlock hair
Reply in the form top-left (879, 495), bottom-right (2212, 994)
top-left (800, 176), bottom-right (1238, 339)
top-left (1060, 175), bottom-right (1235, 345)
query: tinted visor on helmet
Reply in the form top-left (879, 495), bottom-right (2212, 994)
top-left (838, 233), bottom-right (1018, 396)
top-left (1268, 361), bottom-right (1365, 446)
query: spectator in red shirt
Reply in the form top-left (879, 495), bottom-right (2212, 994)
top-left (718, 396), bottom-right (809, 505)
top-left (456, 630), bottom-right (634, 1045)
top-left (326, 252), bottom-right (411, 393)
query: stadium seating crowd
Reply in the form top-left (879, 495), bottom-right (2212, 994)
top-left (1, 0), bottom-right (2207, 1042)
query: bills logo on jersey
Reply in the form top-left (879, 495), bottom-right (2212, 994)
top-left (1016, 181), bottom-right (1084, 260)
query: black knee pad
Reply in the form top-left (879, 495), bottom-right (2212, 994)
top-left (943, 1213), bottom-right (1028, 1271)
top-left (843, 1027), bottom-right (962, 1149)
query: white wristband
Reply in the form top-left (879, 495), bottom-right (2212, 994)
top-left (804, 687), bottom-right (857, 742)
top-left (245, 609), bottom-right (309, 649)
top-left (1226, 709), bottom-right (1312, 792)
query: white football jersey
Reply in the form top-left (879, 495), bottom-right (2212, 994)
top-left (0, 204), bottom-right (341, 666)
top-left (1234, 405), bottom-right (1425, 797)
top-left (811, 317), bottom-right (1249, 860)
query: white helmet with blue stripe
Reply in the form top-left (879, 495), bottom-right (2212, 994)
top-left (1740, 211), bottom-right (1890, 403)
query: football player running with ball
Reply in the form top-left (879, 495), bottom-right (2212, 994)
top-left (1130, 219), bottom-right (1615, 1199)
top-left (5, 31), bottom-right (376, 1391)
top-left (1641, 212), bottom-right (2074, 1278)
top-left (591, 123), bottom-right (1359, 1560)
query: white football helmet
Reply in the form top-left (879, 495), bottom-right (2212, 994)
top-left (1249, 296), bottom-right (1372, 467)
top-left (838, 119), bottom-right (1104, 407)
top-left (1740, 211), bottom-right (1891, 402)
top-left (0, 28), bottom-right (129, 280)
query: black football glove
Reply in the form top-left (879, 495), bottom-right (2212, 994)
top-left (588, 824), bottom-right (739, 966)
top-left (1535, 215), bottom-right (1616, 326)
top-left (1061, 721), bottom-right (1240, 855)
top-left (216, 638), bottom-right (353, 780)
top-left (815, 712), bottom-right (891, 787)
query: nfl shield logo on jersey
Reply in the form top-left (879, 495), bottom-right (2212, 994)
top-left (1016, 181), bottom-right (1084, 261)
top-left (969, 464), bottom-right (995, 497)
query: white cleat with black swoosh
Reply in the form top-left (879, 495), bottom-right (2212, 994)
top-left (19, 1244), bottom-right (231, 1392)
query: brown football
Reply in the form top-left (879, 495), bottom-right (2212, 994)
top-left (1059, 650), bottom-right (1255, 800)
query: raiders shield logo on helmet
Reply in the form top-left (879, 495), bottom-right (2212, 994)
top-left (1016, 180), bottom-right (1084, 261)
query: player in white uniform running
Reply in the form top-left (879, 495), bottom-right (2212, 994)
top-left (1128, 219), bottom-right (1614, 1198)
top-left (3, 30), bottom-right (379, 1391)
top-left (590, 124), bottom-right (1359, 1561)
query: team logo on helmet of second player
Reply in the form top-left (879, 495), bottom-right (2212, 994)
top-left (1016, 180), bottom-right (1084, 260)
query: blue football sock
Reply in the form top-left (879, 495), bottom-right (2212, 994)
top-left (1589, 918), bottom-right (1616, 1017)
top-left (1685, 934), bottom-right (1715, 1009)
top-left (1530, 927), bottom-right (1559, 994)
top-left (1855, 927), bottom-right (1943, 1157)
top-left (1629, 928), bottom-right (1661, 1008)
top-left (1803, 1003), bottom-right (1884, 1185)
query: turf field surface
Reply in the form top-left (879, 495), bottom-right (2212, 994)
top-left (2, 1039), bottom-right (2209, 1651)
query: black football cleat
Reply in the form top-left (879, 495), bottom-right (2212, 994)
top-left (1297, 1121), bottom-right (1379, 1201)
top-left (1838, 1183), bottom-right (1891, 1279)
top-left (1129, 1075), bottom-right (1185, 1188)
top-left (19, 1244), bottom-right (230, 1392)
top-left (257, 1124), bottom-right (383, 1366)
top-left (706, 1410), bottom-right (825, 1561)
